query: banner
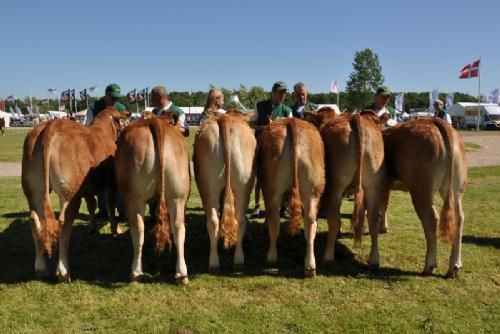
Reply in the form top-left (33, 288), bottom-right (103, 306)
top-left (489, 88), bottom-right (499, 104)
top-left (445, 93), bottom-right (454, 109)
top-left (80, 89), bottom-right (87, 101)
top-left (395, 93), bottom-right (404, 111)
top-left (47, 87), bottom-right (57, 94)
top-left (330, 80), bottom-right (338, 94)
top-left (60, 90), bottom-right (70, 101)
top-left (127, 89), bottom-right (137, 104)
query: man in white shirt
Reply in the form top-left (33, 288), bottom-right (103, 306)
top-left (150, 86), bottom-right (189, 137)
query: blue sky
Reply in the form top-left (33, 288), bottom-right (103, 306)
top-left (1, 0), bottom-right (499, 99)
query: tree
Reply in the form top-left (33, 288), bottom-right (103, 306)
top-left (345, 48), bottom-right (384, 110)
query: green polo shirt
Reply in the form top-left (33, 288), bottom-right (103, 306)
top-left (255, 100), bottom-right (292, 126)
top-left (292, 101), bottom-right (319, 118)
top-left (91, 97), bottom-right (126, 117)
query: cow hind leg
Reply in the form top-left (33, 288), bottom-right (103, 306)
top-left (303, 196), bottom-right (319, 278)
top-left (30, 210), bottom-right (49, 277)
top-left (266, 194), bottom-right (282, 264)
top-left (56, 197), bottom-right (81, 283)
top-left (106, 188), bottom-right (121, 236)
top-left (365, 192), bottom-right (383, 269)
top-left (128, 203), bottom-right (146, 281)
top-left (206, 200), bottom-right (221, 273)
top-left (321, 191), bottom-right (343, 266)
top-left (169, 201), bottom-right (188, 284)
top-left (411, 191), bottom-right (438, 275)
top-left (233, 193), bottom-right (248, 270)
top-left (446, 191), bottom-right (464, 278)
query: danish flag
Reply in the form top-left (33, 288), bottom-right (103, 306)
top-left (459, 59), bottom-right (480, 79)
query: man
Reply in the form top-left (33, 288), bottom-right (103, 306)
top-left (363, 86), bottom-right (397, 125)
top-left (88, 83), bottom-right (127, 219)
top-left (150, 86), bottom-right (189, 137)
top-left (251, 81), bottom-right (292, 217)
top-left (291, 82), bottom-right (318, 118)
top-left (433, 99), bottom-right (452, 124)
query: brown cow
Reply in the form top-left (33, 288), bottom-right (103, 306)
top-left (22, 108), bottom-right (129, 281)
top-left (318, 113), bottom-right (387, 268)
top-left (258, 118), bottom-right (325, 277)
top-left (381, 118), bottom-right (467, 278)
top-left (193, 110), bottom-right (256, 272)
top-left (115, 115), bottom-right (190, 283)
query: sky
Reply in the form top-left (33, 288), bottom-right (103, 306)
top-left (1, 0), bottom-right (499, 99)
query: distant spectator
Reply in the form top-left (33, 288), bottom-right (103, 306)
top-left (200, 88), bottom-right (226, 124)
top-left (433, 99), bottom-right (452, 124)
top-left (151, 86), bottom-right (189, 137)
top-left (85, 83), bottom-right (126, 126)
top-left (291, 82), bottom-right (318, 118)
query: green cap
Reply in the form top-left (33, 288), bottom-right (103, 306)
top-left (105, 83), bottom-right (122, 98)
top-left (272, 81), bottom-right (288, 92)
top-left (375, 86), bottom-right (391, 96)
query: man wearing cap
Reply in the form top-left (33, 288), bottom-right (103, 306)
top-left (433, 99), bottom-right (451, 124)
top-left (251, 81), bottom-right (292, 217)
top-left (363, 86), bottom-right (397, 125)
top-left (291, 82), bottom-right (318, 118)
top-left (150, 85), bottom-right (189, 137)
top-left (92, 83), bottom-right (126, 116)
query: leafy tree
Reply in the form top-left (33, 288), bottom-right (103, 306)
top-left (345, 48), bottom-right (384, 110)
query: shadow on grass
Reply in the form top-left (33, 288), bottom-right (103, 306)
top-left (462, 235), bottom-right (500, 249)
top-left (0, 209), bottom-right (420, 286)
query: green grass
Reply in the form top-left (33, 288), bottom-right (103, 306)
top-left (0, 128), bottom-right (29, 162)
top-left (0, 128), bottom-right (499, 333)
top-left (464, 142), bottom-right (482, 152)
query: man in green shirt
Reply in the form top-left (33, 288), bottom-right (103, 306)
top-left (85, 83), bottom-right (126, 126)
top-left (291, 82), bottom-right (318, 118)
top-left (150, 85), bottom-right (189, 137)
top-left (251, 81), bottom-right (292, 217)
top-left (252, 81), bottom-right (292, 131)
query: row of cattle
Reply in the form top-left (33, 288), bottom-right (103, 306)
top-left (21, 107), bottom-right (467, 283)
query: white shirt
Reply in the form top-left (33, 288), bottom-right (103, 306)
top-left (153, 101), bottom-right (188, 130)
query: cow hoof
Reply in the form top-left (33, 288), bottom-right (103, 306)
top-left (130, 272), bottom-right (146, 282)
top-left (233, 263), bottom-right (245, 272)
top-left (35, 270), bottom-right (50, 280)
top-left (56, 273), bottom-right (71, 283)
top-left (368, 263), bottom-right (380, 271)
top-left (112, 226), bottom-right (123, 236)
top-left (304, 268), bottom-right (316, 278)
top-left (444, 267), bottom-right (460, 279)
top-left (379, 227), bottom-right (388, 234)
top-left (422, 266), bottom-right (437, 276)
top-left (320, 258), bottom-right (334, 268)
top-left (208, 266), bottom-right (220, 275)
top-left (175, 275), bottom-right (189, 285)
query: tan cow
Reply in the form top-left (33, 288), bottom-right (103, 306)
top-left (381, 118), bottom-right (467, 278)
top-left (21, 108), bottom-right (129, 281)
top-left (258, 118), bottom-right (325, 277)
top-left (193, 110), bottom-right (256, 272)
top-left (115, 115), bottom-right (190, 283)
top-left (318, 112), bottom-right (387, 268)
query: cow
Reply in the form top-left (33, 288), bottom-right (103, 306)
top-left (0, 117), bottom-right (5, 135)
top-left (193, 110), bottom-right (256, 272)
top-left (317, 112), bottom-right (387, 268)
top-left (115, 114), bottom-right (190, 284)
top-left (257, 118), bottom-right (325, 277)
top-left (381, 118), bottom-right (467, 278)
top-left (21, 107), bottom-right (130, 281)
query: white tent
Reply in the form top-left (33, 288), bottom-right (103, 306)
top-left (447, 102), bottom-right (500, 129)
top-left (0, 110), bottom-right (11, 127)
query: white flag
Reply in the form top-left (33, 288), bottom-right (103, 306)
top-left (489, 89), bottom-right (499, 104)
top-left (330, 80), bottom-right (338, 94)
top-left (429, 89), bottom-right (439, 111)
top-left (445, 93), bottom-right (454, 109)
top-left (395, 93), bottom-right (404, 111)
top-left (47, 87), bottom-right (57, 94)
top-left (89, 85), bottom-right (98, 93)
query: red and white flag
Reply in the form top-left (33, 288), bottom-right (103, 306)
top-left (459, 59), bottom-right (480, 79)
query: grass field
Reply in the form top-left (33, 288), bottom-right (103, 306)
top-left (0, 127), bottom-right (499, 333)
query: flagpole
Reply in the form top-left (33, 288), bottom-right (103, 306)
top-left (336, 81), bottom-right (340, 110)
top-left (477, 57), bottom-right (481, 132)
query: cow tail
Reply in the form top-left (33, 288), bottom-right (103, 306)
top-left (434, 119), bottom-right (456, 243)
top-left (351, 114), bottom-right (365, 244)
top-left (288, 119), bottom-right (303, 236)
top-left (219, 116), bottom-right (238, 249)
top-left (150, 118), bottom-right (172, 253)
top-left (39, 126), bottom-right (60, 257)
